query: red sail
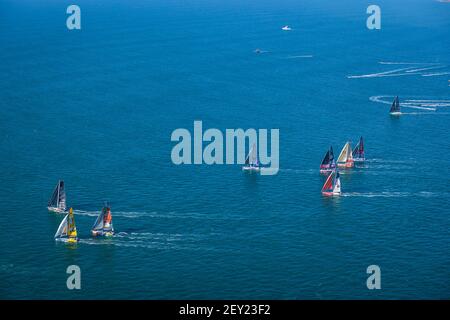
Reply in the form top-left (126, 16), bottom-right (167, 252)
top-left (322, 172), bottom-right (333, 191)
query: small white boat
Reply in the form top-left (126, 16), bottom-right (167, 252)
top-left (48, 180), bottom-right (67, 213)
top-left (242, 143), bottom-right (260, 172)
top-left (281, 25), bottom-right (292, 31)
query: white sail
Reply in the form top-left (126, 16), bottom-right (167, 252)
top-left (338, 142), bottom-right (353, 163)
top-left (245, 143), bottom-right (258, 166)
top-left (58, 183), bottom-right (66, 211)
top-left (347, 144), bottom-right (353, 161)
top-left (250, 144), bottom-right (257, 165)
top-left (333, 174), bottom-right (341, 194)
top-left (54, 214), bottom-right (69, 238)
top-left (337, 142), bottom-right (350, 163)
top-left (92, 211), bottom-right (104, 231)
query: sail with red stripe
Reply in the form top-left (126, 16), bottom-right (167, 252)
top-left (322, 172), bottom-right (333, 192)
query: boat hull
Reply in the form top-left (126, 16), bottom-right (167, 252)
top-left (322, 191), bottom-right (341, 197)
top-left (242, 166), bottom-right (260, 172)
top-left (92, 230), bottom-right (114, 237)
top-left (337, 161), bottom-right (354, 168)
top-left (353, 157), bottom-right (365, 162)
top-left (56, 237), bottom-right (78, 243)
top-left (48, 207), bottom-right (66, 214)
top-left (390, 112), bottom-right (401, 116)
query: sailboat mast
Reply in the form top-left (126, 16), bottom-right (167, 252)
top-left (56, 181), bottom-right (60, 208)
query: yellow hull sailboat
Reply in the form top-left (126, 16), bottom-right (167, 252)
top-left (55, 208), bottom-right (78, 243)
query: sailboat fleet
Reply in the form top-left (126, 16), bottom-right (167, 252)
top-left (49, 182), bottom-right (115, 243)
top-left (320, 95), bottom-right (400, 196)
top-left (320, 137), bottom-right (365, 196)
top-left (46, 95), bottom-right (400, 244)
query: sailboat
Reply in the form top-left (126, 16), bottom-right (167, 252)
top-left (242, 143), bottom-right (260, 172)
top-left (337, 142), bottom-right (354, 168)
top-left (320, 146), bottom-right (336, 173)
top-left (321, 169), bottom-right (341, 196)
top-left (389, 96), bottom-right (401, 115)
top-left (352, 137), bottom-right (365, 162)
top-left (54, 208), bottom-right (78, 243)
top-left (91, 204), bottom-right (114, 237)
top-left (47, 180), bottom-right (67, 213)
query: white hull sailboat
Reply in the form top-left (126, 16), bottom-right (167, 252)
top-left (48, 180), bottom-right (67, 213)
top-left (321, 169), bottom-right (341, 196)
top-left (242, 143), bottom-right (260, 172)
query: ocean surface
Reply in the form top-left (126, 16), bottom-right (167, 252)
top-left (0, 0), bottom-right (449, 299)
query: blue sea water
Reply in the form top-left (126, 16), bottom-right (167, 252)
top-left (0, 0), bottom-right (449, 299)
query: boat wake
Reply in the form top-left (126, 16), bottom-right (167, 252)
top-left (285, 55), bottom-right (314, 59)
top-left (73, 209), bottom-right (245, 221)
top-left (365, 158), bottom-right (417, 164)
top-left (348, 62), bottom-right (449, 79)
top-left (341, 191), bottom-right (442, 198)
top-left (114, 231), bottom-right (217, 242)
top-left (280, 168), bottom-right (316, 174)
top-left (77, 231), bottom-right (224, 251)
top-left (369, 95), bottom-right (450, 112)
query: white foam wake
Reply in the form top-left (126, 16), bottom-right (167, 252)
top-left (349, 62), bottom-right (449, 79)
top-left (341, 191), bottom-right (441, 198)
top-left (285, 55), bottom-right (314, 59)
top-left (378, 62), bottom-right (440, 65)
top-left (347, 67), bottom-right (415, 79)
top-left (369, 95), bottom-right (447, 111)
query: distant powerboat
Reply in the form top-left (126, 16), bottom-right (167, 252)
top-left (242, 143), bottom-right (260, 172)
top-left (48, 180), bottom-right (67, 213)
top-left (281, 25), bottom-right (292, 31)
top-left (389, 96), bottom-right (401, 115)
top-left (322, 169), bottom-right (341, 196)
top-left (337, 142), bottom-right (354, 168)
